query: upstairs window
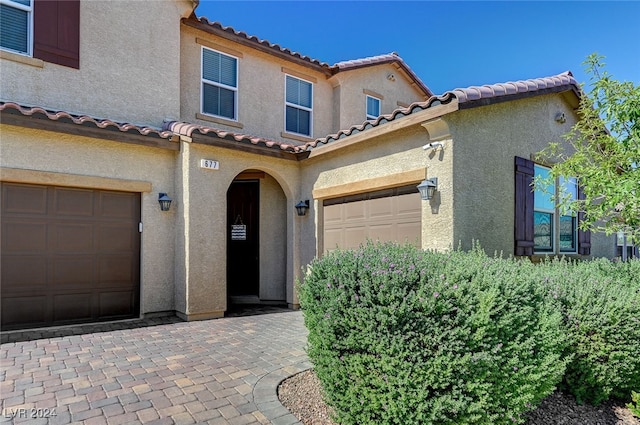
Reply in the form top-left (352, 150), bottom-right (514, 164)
top-left (1, 0), bottom-right (32, 55)
top-left (285, 75), bottom-right (312, 136)
top-left (366, 95), bottom-right (381, 121)
top-left (1, 0), bottom-right (80, 69)
top-left (202, 47), bottom-right (238, 120)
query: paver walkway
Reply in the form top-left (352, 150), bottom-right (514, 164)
top-left (1, 311), bottom-right (311, 424)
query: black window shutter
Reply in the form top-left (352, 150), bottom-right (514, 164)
top-left (577, 185), bottom-right (591, 255)
top-left (33, 0), bottom-right (80, 69)
top-left (514, 156), bottom-right (535, 256)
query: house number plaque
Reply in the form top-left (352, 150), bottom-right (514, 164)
top-left (200, 159), bottom-right (219, 170)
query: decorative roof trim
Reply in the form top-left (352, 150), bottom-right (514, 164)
top-left (163, 120), bottom-right (309, 160)
top-left (183, 15), bottom-right (333, 75)
top-left (332, 52), bottom-right (433, 98)
top-left (0, 102), bottom-right (179, 150)
top-left (308, 71), bottom-right (581, 149)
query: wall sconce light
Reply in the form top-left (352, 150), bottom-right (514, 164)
top-left (555, 112), bottom-right (566, 124)
top-left (295, 200), bottom-right (310, 216)
top-left (158, 193), bottom-right (172, 211)
top-left (417, 178), bottom-right (438, 201)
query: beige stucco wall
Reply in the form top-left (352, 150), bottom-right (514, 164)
top-left (328, 64), bottom-right (427, 131)
top-left (303, 124), bottom-right (454, 253)
top-left (0, 0), bottom-right (193, 126)
top-left (180, 26), bottom-right (333, 143)
top-left (0, 125), bottom-right (178, 315)
top-left (449, 93), bottom-right (616, 257)
top-left (174, 141), bottom-right (305, 318)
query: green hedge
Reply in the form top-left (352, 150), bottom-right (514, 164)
top-left (299, 242), bottom-right (640, 425)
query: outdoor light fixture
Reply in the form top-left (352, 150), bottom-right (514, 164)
top-left (158, 193), bottom-right (172, 211)
top-left (417, 178), bottom-right (438, 201)
top-left (295, 200), bottom-right (310, 216)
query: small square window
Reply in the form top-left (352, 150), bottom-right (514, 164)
top-left (366, 95), bottom-right (380, 121)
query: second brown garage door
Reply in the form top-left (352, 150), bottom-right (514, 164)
top-left (1, 182), bottom-right (141, 331)
top-left (323, 185), bottom-right (421, 252)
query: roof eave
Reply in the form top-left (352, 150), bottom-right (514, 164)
top-left (182, 15), bottom-right (332, 77)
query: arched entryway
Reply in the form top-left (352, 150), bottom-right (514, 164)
top-left (226, 170), bottom-right (287, 308)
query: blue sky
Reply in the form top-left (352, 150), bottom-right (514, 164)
top-left (194, 1), bottom-right (640, 95)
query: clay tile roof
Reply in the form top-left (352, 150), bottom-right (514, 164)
top-left (311, 71), bottom-right (580, 148)
top-left (186, 15), bottom-right (330, 70)
top-left (185, 16), bottom-right (432, 98)
top-left (163, 120), bottom-right (308, 154)
top-left (452, 71), bottom-right (579, 104)
top-left (0, 102), bottom-right (174, 139)
top-left (331, 52), bottom-right (433, 98)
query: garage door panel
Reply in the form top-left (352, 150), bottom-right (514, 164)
top-left (1, 296), bottom-right (47, 326)
top-left (345, 202), bottom-right (366, 221)
top-left (99, 291), bottom-right (135, 317)
top-left (369, 197), bottom-right (393, 218)
top-left (2, 256), bottom-right (47, 288)
top-left (53, 188), bottom-right (94, 216)
top-left (99, 256), bottom-right (133, 283)
top-left (324, 229), bottom-right (343, 252)
top-left (3, 222), bottom-right (47, 251)
top-left (2, 184), bottom-right (47, 214)
top-left (54, 223), bottom-right (94, 251)
top-left (98, 224), bottom-right (135, 251)
top-left (323, 186), bottom-right (421, 252)
top-left (52, 257), bottom-right (94, 286)
top-left (344, 227), bottom-right (367, 249)
top-left (53, 294), bottom-right (92, 321)
top-left (368, 223), bottom-right (394, 243)
top-left (99, 192), bottom-right (137, 218)
top-left (324, 204), bottom-right (343, 223)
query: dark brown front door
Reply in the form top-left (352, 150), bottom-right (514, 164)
top-left (1, 182), bottom-right (141, 330)
top-left (227, 180), bottom-right (259, 298)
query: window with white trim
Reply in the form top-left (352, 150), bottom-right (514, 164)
top-left (285, 75), bottom-right (312, 136)
top-left (201, 47), bottom-right (238, 120)
top-left (1, 0), bottom-right (32, 56)
top-left (534, 164), bottom-right (578, 254)
top-left (366, 95), bottom-right (380, 121)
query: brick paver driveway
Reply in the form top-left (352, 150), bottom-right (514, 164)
top-left (1, 311), bottom-right (310, 424)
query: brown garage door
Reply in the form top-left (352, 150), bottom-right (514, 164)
top-left (323, 185), bottom-right (421, 252)
top-left (1, 182), bottom-right (141, 330)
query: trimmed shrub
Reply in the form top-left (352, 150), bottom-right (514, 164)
top-left (300, 242), bottom-right (569, 425)
top-left (537, 257), bottom-right (640, 404)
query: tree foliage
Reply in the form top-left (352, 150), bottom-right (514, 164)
top-left (538, 54), bottom-right (640, 244)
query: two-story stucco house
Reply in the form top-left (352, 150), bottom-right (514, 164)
top-left (0, 0), bottom-right (616, 330)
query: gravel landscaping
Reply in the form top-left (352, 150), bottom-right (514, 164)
top-left (279, 369), bottom-right (640, 425)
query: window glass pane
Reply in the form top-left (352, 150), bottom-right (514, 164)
top-left (12, 0), bottom-right (31, 6)
top-left (1, 4), bottom-right (28, 54)
top-left (559, 215), bottom-right (577, 252)
top-left (534, 165), bottom-right (555, 211)
top-left (202, 49), bottom-right (221, 83)
top-left (559, 176), bottom-right (577, 203)
top-left (534, 211), bottom-right (554, 252)
top-left (367, 96), bottom-right (380, 118)
top-left (286, 76), bottom-right (312, 108)
top-left (286, 106), bottom-right (310, 136)
top-left (219, 54), bottom-right (237, 87)
top-left (298, 80), bottom-right (312, 108)
top-left (202, 83), bottom-right (220, 116)
top-left (202, 49), bottom-right (237, 88)
top-left (203, 83), bottom-right (235, 119)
